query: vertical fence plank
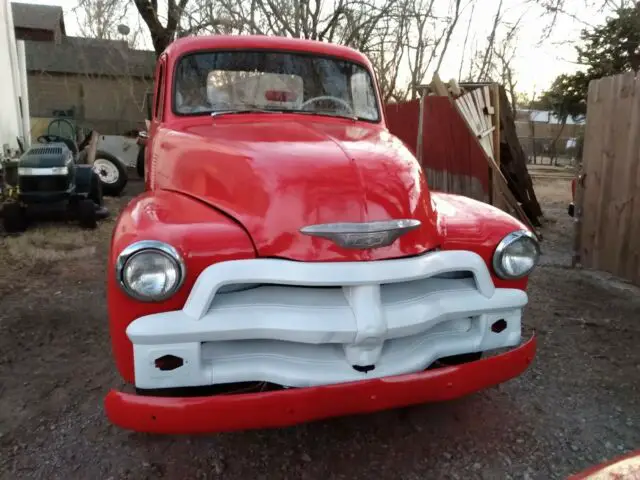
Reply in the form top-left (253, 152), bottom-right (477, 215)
top-left (626, 79), bottom-right (640, 282)
top-left (580, 78), bottom-right (607, 267)
top-left (629, 151), bottom-right (640, 284)
top-left (612, 73), bottom-right (640, 278)
top-left (579, 72), bottom-right (640, 285)
top-left (600, 72), bottom-right (634, 273)
top-left (592, 75), bottom-right (619, 271)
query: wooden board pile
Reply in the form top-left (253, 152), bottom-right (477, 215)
top-left (425, 74), bottom-right (544, 237)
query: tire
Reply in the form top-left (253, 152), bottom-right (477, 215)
top-left (92, 150), bottom-right (128, 196)
top-left (2, 202), bottom-right (27, 234)
top-left (88, 171), bottom-right (104, 207)
top-left (136, 145), bottom-right (145, 179)
top-left (77, 198), bottom-right (97, 229)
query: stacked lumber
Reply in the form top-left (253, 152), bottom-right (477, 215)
top-left (424, 74), bottom-right (543, 236)
top-left (494, 86), bottom-right (544, 223)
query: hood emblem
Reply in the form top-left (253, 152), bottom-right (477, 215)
top-left (300, 219), bottom-right (421, 249)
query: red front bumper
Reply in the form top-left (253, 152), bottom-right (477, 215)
top-left (105, 335), bottom-right (536, 434)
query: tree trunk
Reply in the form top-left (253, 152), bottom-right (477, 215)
top-left (152, 32), bottom-right (175, 57)
top-left (529, 119), bottom-right (536, 164)
top-left (550, 118), bottom-right (567, 166)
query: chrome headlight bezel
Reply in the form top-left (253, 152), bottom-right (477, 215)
top-left (115, 240), bottom-right (186, 302)
top-left (492, 230), bottom-right (540, 280)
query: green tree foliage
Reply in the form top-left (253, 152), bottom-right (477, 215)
top-left (577, 4), bottom-right (640, 78)
top-left (538, 72), bottom-right (589, 121)
top-left (542, 4), bottom-right (640, 119)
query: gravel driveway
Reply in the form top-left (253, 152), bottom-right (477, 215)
top-left (0, 176), bottom-right (638, 480)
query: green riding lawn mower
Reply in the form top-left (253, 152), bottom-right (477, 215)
top-left (45, 117), bottom-right (129, 197)
top-left (0, 119), bottom-right (121, 234)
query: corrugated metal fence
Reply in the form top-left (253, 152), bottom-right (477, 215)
top-left (385, 97), bottom-right (490, 203)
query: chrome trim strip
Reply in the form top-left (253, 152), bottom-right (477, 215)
top-left (300, 219), bottom-right (421, 249)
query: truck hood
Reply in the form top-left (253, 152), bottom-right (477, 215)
top-left (167, 118), bottom-right (440, 261)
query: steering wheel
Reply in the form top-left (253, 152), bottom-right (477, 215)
top-left (300, 96), bottom-right (355, 115)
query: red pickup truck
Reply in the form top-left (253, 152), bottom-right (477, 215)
top-left (104, 34), bottom-right (540, 434)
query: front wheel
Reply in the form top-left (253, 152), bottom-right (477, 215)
top-left (93, 150), bottom-right (128, 196)
top-left (2, 202), bottom-right (27, 234)
top-left (77, 198), bottom-right (97, 229)
top-left (136, 145), bottom-right (145, 179)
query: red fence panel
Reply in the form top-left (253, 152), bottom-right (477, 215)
top-left (384, 100), bottom-right (420, 156)
top-left (385, 98), bottom-right (490, 203)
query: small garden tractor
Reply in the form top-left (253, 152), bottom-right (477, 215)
top-left (1, 133), bottom-right (109, 234)
top-left (47, 117), bottom-right (129, 196)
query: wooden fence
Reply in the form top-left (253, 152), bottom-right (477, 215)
top-left (577, 72), bottom-right (640, 285)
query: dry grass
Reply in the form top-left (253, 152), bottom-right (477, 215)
top-left (0, 196), bottom-right (127, 291)
top-left (531, 177), bottom-right (572, 206)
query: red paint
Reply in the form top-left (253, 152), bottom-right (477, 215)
top-left (384, 100), bottom-right (420, 155)
top-left (108, 190), bottom-right (256, 383)
top-left (571, 177), bottom-right (577, 200)
top-left (150, 119), bottom-right (439, 261)
top-left (107, 35), bottom-right (539, 425)
top-left (431, 192), bottom-right (532, 290)
top-left (568, 450), bottom-right (640, 479)
top-left (104, 335), bottom-right (537, 434)
top-left (385, 98), bottom-right (491, 201)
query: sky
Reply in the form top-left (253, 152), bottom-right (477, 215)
top-left (15, 0), bottom-right (614, 95)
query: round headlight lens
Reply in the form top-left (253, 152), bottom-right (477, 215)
top-left (493, 230), bottom-right (540, 279)
top-left (116, 241), bottom-right (185, 301)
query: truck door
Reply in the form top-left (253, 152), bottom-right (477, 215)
top-left (146, 55), bottom-right (167, 191)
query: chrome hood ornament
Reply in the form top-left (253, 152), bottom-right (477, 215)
top-left (300, 219), bottom-right (421, 249)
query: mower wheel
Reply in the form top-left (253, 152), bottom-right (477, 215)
top-left (77, 198), bottom-right (97, 229)
top-left (93, 150), bottom-right (128, 196)
top-left (89, 171), bottom-right (104, 207)
top-left (136, 144), bottom-right (145, 179)
top-left (2, 203), bottom-right (27, 234)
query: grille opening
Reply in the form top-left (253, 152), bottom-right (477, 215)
top-left (352, 364), bottom-right (375, 373)
top-left (154, 354), bottom-right (184, 371)
top-left (210, 273), bottom-right (480, 312)
top-left (216, 271), bottom-right (476, 295)
top-left (491, 319), bottom-right (507, 333)
top-left (136, 381), bottom-right (285, 398)
top-left (433, 270), bottom-right (474, 280)
top-left (217, 283), bottom-right (343, 294)
top-left (25, 146), bottom-right (64, 156)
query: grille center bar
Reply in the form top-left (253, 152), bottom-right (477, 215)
top-left (343, 284), bottom-right (386, 367)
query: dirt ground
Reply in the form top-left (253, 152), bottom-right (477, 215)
top-left (0, 175), bottom-right (638, 480)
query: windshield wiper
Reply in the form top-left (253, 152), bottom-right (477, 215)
top-left (211, 107), bottom-right (282, 117)
top-left (288, 110), bottom-right (358, 121)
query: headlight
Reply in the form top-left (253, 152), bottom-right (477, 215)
top-left (492, 230), bottom-right (540, 279)
top-left (18, 166), bottom-right (68, 176)
top-left (116, 241), bottom-right (185, 301)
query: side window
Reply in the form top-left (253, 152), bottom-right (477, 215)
top-left (154, 60), bottom-right (166, 121)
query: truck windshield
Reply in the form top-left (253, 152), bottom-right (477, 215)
top-left (173, 51), bottom-right (380, 121)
